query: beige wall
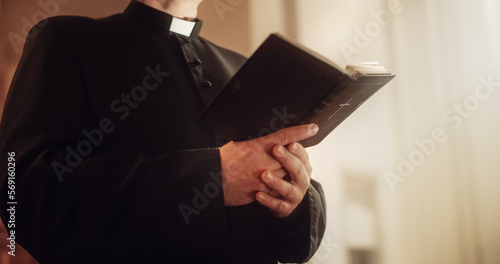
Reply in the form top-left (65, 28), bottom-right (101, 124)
top-left (198, 0), bottom-right (251, 56)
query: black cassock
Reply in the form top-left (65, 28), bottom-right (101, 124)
top-left (0, 1), bottom-right (326, 263)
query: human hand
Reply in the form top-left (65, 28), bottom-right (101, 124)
top-left (256, 142), bottom-right (312, 218)
top-left (219, 123), bottom-right (318, 206)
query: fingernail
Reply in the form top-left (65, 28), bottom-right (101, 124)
top-left (309, 124), bottom-right (319, 135)
top-left (276, 145), bottom-right (285, 156)
top-left (291, 142), bottom-right (299, 153)
top-left (265, 172), bottom-right (273, 181)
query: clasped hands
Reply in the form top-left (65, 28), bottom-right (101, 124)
top-left (219, 123), bottom-right (318, 218)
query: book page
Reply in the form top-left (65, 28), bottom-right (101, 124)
top-left (346, 62), bottom-right (392, 77)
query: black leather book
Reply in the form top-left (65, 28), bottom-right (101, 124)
top-left (196, 33), bottom-right (396, 147)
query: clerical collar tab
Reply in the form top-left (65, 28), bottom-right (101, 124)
top-left (123, 1), bottom-right (203, 38)
top-left (170, 17), bottom-right (196, 37)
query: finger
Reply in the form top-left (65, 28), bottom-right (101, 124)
top-left (254, 175), bottom-right (273, 194)
top-left (261, 170), bottom-right (302, 204)
top-left (270, 168), bottom-right (287, 179)
top-left (256, 191), bottom-right (293, 217)
top-left (287, 142), bottom-right (312, 179)
top-left (260, 123), bottom-right (319, 146)
top-left (256, 169), bottom-right (286, 195)
top-left (273, 145), bottom-right (309, 189)
top-left (268, 190), bottom-right (280, 198)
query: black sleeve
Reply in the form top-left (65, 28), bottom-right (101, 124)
top-left (272, 179), bottom-right (327, 263)
top-left (0, 19), bottom-right (231, 263)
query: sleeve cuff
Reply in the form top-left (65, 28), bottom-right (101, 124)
top-left (271, 190), bottom-right (310, 234)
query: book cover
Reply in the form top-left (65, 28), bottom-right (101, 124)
top-left (196, 33), bottom-right (395, 147)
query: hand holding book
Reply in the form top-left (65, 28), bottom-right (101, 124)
top-left (220, 123), bottom-right (318, 218)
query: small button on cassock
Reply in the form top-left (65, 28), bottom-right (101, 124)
top-left (203, 80), bottom-right (213, 88)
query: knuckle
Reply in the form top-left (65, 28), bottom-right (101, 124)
top-left (298, 163), bottom-right (307, 176)
top-left (306, 164), bottom-right (313, 177)
top-left (248, 138), bottom-right (262, 150)
top-left (285, 184), bottom-right (295, 200)
top-left (240, 146), bottom-right (254, 159)
top-left (290, 162), bottom-right (305, 177)
top-left (276, 200), bottom-right (287, 211)
top-left (277, 132), bottom-right (289, 145)
top-left (303, 180), bottom-right (310, 190)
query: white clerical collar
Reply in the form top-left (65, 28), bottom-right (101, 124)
top-left (170, 17), bottom-right (197, 37)
top-left (123, 1), bottom-right (203, 38)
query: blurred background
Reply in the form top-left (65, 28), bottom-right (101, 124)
top-left (0, 0), bottom-right (499, 263)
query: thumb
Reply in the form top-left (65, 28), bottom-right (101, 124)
top-left (260, 123), bottom-right (319, 146)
